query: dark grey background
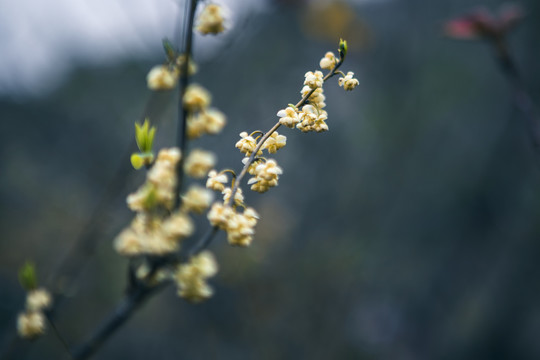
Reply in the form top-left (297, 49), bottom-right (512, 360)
top-left (1, 0), bottom-right (540, 359)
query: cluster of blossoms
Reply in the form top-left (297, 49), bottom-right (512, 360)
top-left (234, 131), bottom-right (286, 193)
top-left (147, 55), bottom-right (198, 91)
top-left (185, 84), bottom-right (227, 139)
top-left (17, 288), bottom-right (52, 339)
top-left (205, 157), bottom-right (262, 246)
top-left (115, 142), bottom-right (218, 301)
top-left (116, 37), bottom-right (355, 305)
top-left (207, 202), bottom-right (259, 246)
top-left (115, 148), bottom-right (199, 256)
top-left (203, 41), bottom-right (359, 249)
top-left (277, 50), bottom-right (358, 133)
top-left (115, 1), bottom-right (229, 304)
top-left (196, 3), bottom-right (227, 35)
top-left (174, 251), bottom-right (218, 302)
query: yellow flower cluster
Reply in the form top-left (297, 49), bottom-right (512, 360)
top-left (127, 148), bottom-right (181, 212)
top-left (17, 288), bottom-right (52, 339)
top-left (277, 83), bottom-right (328, 132)
top-left (207, 203), bottom-right (259, 246)
top-left (146, 55), bottom-right (197, 91)
top-left (184, 148), bottom-right (216, 179)
top-left (247, 159), bottom-right (283, 193)
top-left (175, 251), bottom-right (218, 302)
top-left (147, 66), bottom-right (179, 91)
top-left (222, 186), bottom-right (244, 206)
top-left (181, 185), bottom-right (214, 214)
top-left (206, 170), bottom-right (228, 191)
top-left (235, 131), bottom-right (260, 156)
top-left (196, 4), bottom-right (227, 35)
top-left (235, 131), bottom-right (287, 156)
top-left (185, 84), bottom-right (227, 139)
top-left (304, 70), bottom-right (324, 89)
top-left (115, 148), bottom-right (197, 256)
top-left (263, 132), bottom-right (287, 154)
top-left (338, 71), bottom-right (360, 91)
top-left (319, 51), bottom-right (337, 70)
top-left (204, 166), bottom-right (260, 245)
top-left (276, 49), bottom-right (358, 133)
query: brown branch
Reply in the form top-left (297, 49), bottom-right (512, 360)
top-left (491, 37), bottom-right (540, 149)
top-left (174, 0), bottom-right (199, 209)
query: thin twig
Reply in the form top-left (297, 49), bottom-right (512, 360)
top-left (491, 38), bottom-right (540, 149)
top-left (174, 0), bottom-right (199, 209)
top-left (70, 283), bottom-right (168, 360)
top-left (187, 226), bottom-right (219, 257)
top-left (45, 312), bottom-right (73, 359)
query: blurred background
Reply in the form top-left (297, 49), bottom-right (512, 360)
top-left (1, 0), bottom-right (540, 359)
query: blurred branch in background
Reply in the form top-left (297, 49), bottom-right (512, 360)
top-left (445, 4), bottom-right (540, 152)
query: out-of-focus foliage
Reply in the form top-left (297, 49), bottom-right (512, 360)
top-left (1, 0), bottom-right (540, 359)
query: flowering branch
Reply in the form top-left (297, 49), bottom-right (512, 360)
top-left (13, 0), bottom-right (358, 358)
top-left (228, 58), bottom-right (345, 207)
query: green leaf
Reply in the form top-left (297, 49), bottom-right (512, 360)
top-left (135, 122), bottom-right (143, 150)
top-left (339, 38), bottom-right (348, 59)
top-left (162, 38), bottom-right (176, 62)
top-left (146, 127), bottom-right (156, 153)
top-left (134, 118), bottom-right (156, 153)
top-left (19, 261), bottom-right (37, 290)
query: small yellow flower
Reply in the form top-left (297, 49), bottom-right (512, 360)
top-left (187, 113), bottom-right (207, 140)
top-left (338, 71), bottom-right (359, 91)
top-left (175, 251), bottom-right (218, 303)
top-left (235, 132), bottom-right (259, 156)
top-left (114, 227), bottom-right (144, 256)
top-left (304, 70), bottom-right (324, 89)
top-left (146, 65), bottom-right (179, 91)
top-left (207, 202), bottom-right (234, 229)
top-left (181, 185), bottom-right (214, 214)
top-left (301, 86), bottom-right (326, 109)
top-left (175, 54), bottom-right (198, 76)
top-left (187, 109), bottom-right (227, 139)
top-left (225, 211), bottom-right (256, 246)
top-left (26, 289), bottom-right (52, 312)
top-left (277, 106), bottom-right (300, 128)
top-left (201, 108), bottom-right (226, 134)
top-left (196, 4), bottom-right (227, 35)
top-left (222, 187), bottom-right (244, 206)
top-left (319, 51), bottom-right (337, 70)
top-left (17, 311), bottom-right (46, 339)
top-left (185, 149), bottom-right (216, 179)
top-left (242, 157), bottom-right (263, 175)
top-left (262, 132), bottom-right (286, 154)
top-left (162, 211), bottom-right (194, 240)
top-left (296, 105), bottom-right (329, 133)
top-left (206, 170), bottom-right (228, 192)
top-left (243, 207), bottom-right (260, 228)
top-left (248, 159), bottom-right (283, 193)
top-left (184, 84), bottom-right (211, 112)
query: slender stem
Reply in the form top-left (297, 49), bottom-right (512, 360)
top-left (492, 38), bottom-right (540, 149)
top-left (45, 312), bottom-right (73, 359)
top-left (188, 226), bottom-right (219, 257)
top-left (174, 0), bottom-right (199, 209)
top-left (71, 283), bottom-right (167, 360)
